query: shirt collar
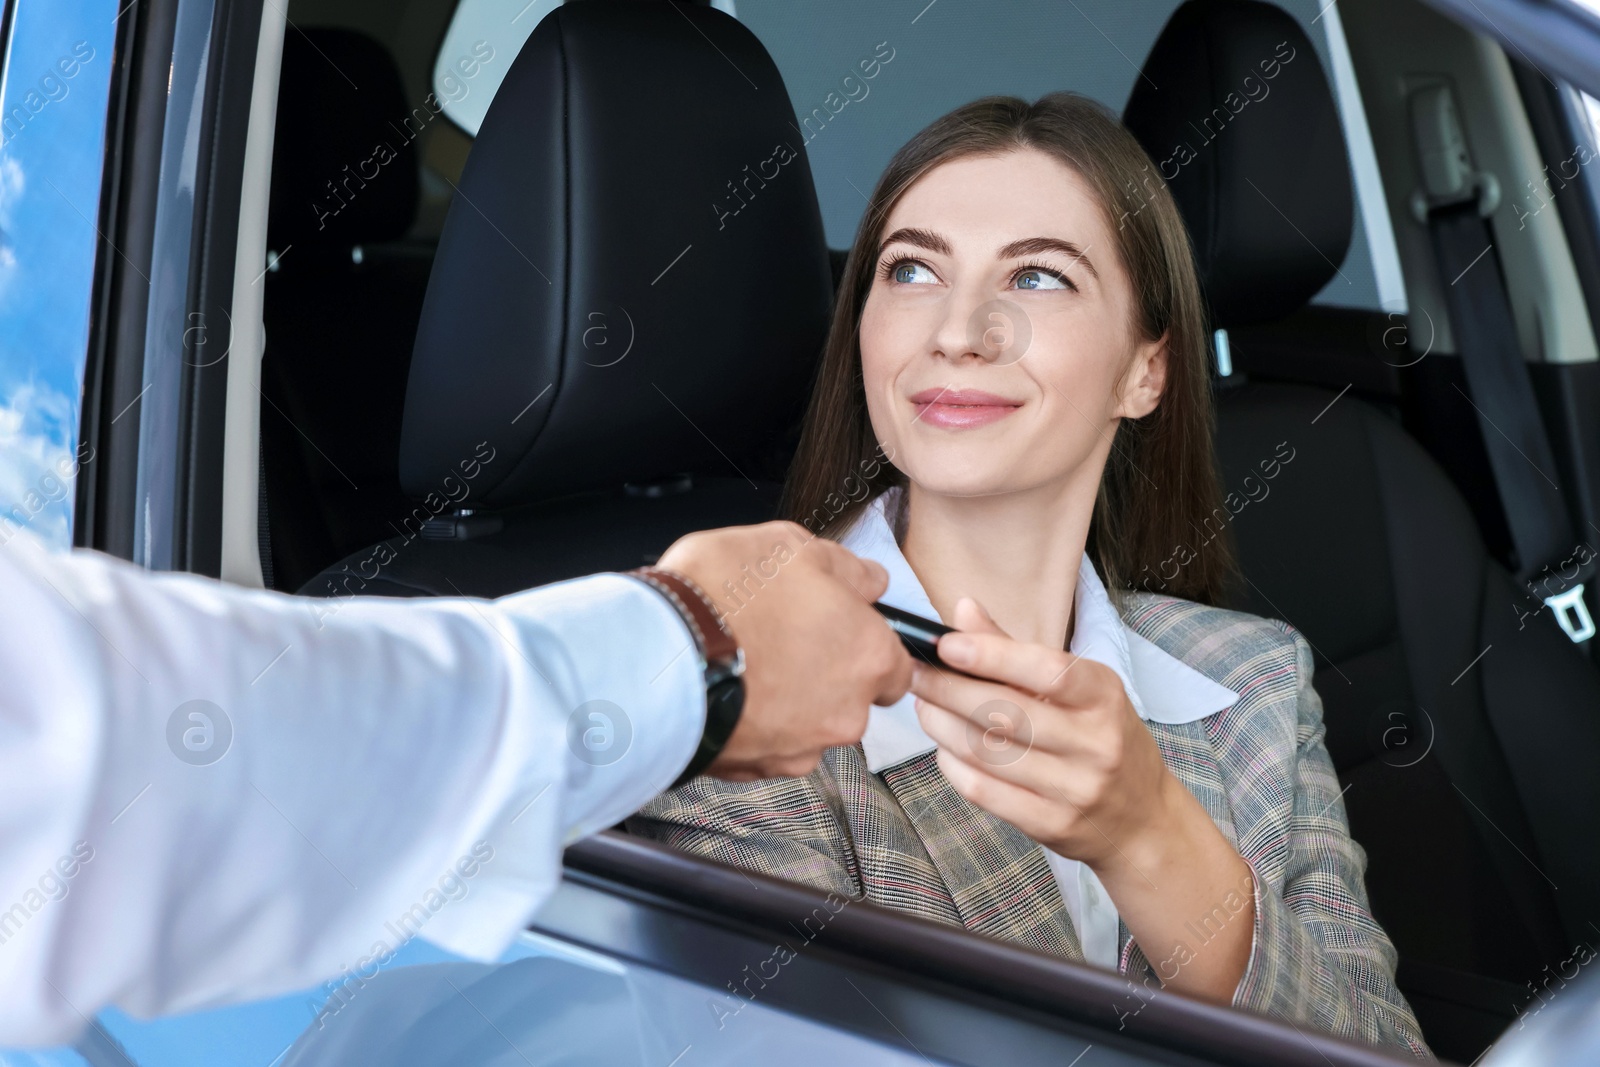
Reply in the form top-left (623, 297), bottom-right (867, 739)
top-left (839, 489), bottom-right (1240, 773)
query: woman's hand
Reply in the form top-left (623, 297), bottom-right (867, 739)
top-left (910, 597), bottom-right (1257, 1002)
top-left (909, 597), bottom-right (1178, 869)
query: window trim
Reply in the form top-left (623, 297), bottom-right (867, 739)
top-left (81, 0), bottom-right (265, 574)
top-left (216, 0), bottom-right (283, 588)
top-left (77, 0), bottom-right (181, 560)
top-left (175, 0), bottom-right (265, 578)
top-left (127, 0), bottom-right (217, 572)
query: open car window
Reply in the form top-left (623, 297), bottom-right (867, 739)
top-left (13, 0), bottom-right (1600, 1064)
top-left (249, 1), bottom-right (1600, 1061)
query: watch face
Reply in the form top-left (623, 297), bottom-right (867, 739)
top-left (707, 675), bottom-right (745, 720)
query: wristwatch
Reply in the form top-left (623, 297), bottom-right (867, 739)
top-left (625, 566), bottom-right (746, 788)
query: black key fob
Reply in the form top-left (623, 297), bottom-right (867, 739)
top-left (874, 602), bottom-right (976, 677)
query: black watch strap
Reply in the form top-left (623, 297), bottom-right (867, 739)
top-left (625, 567), bottom-right (745, 788)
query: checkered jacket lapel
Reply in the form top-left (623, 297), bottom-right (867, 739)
top-left (871, 750), bottom-right (1083, 959)
top-left (818, 745), bottom-right (962, 924)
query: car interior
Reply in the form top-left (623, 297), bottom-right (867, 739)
top-left (244, 0), bottom-right (1600, 1061)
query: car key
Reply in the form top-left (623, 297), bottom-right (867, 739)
top-left (874, 602), bottom-right (978, 678)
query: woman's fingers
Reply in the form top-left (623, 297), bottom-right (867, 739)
top-left (910, 661), bottom-right (1103, 763)
top-left (916, 694), bottom-right (1071, 791)
top-left (910, 662), bottom-right (1014, 714)
top-left (950, 596), bottom-right (1008, 637)
top-left (933, 746), bottom-right (1070, 841)
top-left (937, 629), bottom-right (1115, 706)
top-left (910, 667), bottom-right (1044, 760)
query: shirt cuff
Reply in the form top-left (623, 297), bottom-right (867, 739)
top-left (419, 573), bottom-right (706, 962)
top-left (554, 573), bottom-right (709, 841)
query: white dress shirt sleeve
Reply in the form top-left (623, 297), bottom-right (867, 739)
top-left (0, 532), bottom-right (705, 1046)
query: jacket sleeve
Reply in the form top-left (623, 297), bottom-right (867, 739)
top-left (1229, 628), bottom-right (1434, 1059)
top-left (626, 761), bottom-right (862, 899)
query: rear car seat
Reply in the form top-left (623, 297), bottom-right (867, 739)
top-left (1124, 2), bottom-right (1600, 1059)
top-left (300, 0), bottom-right (831, 598)
top-left (261, 28), bottom-right (435, 591)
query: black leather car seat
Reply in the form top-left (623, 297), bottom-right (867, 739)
top-left (1124, 2), bottom-right (1600, 1059)
top-left (261, 28), bottom-right (434, 591)
top-left (301, 0), bottom-right (832, 598)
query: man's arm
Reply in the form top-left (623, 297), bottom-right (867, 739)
top-left (0, 521), bottom-right (908, 1045)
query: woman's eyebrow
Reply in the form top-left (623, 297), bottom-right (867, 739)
top-left (997, 236), bottom-right (1099, 279)
top-left (878, 227), bottom-right (951, 256)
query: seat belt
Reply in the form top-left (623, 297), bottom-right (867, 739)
top-left (1410, 84), bottom-right (1596, 642)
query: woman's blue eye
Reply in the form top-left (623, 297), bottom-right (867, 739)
top-left (1016, 269), bottom-right (1069, 291)
top-left (892, 261), bottom-right (935, 284)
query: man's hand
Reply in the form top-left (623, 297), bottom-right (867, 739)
top-left (657, 521), bottom-right (912, 781)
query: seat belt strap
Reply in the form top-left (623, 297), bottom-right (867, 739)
top-left (1411, 84), bottom-right (1593, 640)
top-left (1427, 207), bottom-right (1573, 571)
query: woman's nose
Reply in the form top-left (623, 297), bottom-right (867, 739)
top-left (931, 289), bottom-right (1032, 367)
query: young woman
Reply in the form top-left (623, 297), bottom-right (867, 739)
top-left (629, 93), bottom-right (1430, 1058)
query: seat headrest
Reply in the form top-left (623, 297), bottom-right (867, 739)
top-left (269, 29), bottom-right (420, 251)
top-left (398, 1), bottom-right (832, 508)
top-left (1122, 0), bottom-right (1353, 329)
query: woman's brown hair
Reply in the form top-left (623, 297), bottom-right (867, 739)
top-left (782, 91), bottom-right (1236, 605)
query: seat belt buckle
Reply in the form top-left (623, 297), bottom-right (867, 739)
top-left (1543, 584), bottom-right (1596, 643)
top-left (1406, 82), bottom-right (1501, 223)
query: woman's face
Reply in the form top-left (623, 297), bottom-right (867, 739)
top-left (859, 148), bottom-right (1167, 501)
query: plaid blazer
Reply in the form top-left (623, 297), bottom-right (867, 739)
top-left (629, 593), bottom-right (1433, 1059)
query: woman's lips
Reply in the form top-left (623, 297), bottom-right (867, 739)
top-left (908, 388), bottom-right (1022, 430)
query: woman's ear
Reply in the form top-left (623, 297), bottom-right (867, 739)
top-left (1116, 334), bottom-right (1169, 419)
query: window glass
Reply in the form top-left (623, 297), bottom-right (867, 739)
top-left (269, 933), bottom-right (949, 1067)
top-left (0, 0), bottom-right (117, 549)
top-left (84, 939), bottom-right (457, 1066)
top-left (42, 932), bottom-right (952, 1066)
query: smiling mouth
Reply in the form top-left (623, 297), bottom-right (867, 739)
top-left (908, 388), bottom-right (1022, 430)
